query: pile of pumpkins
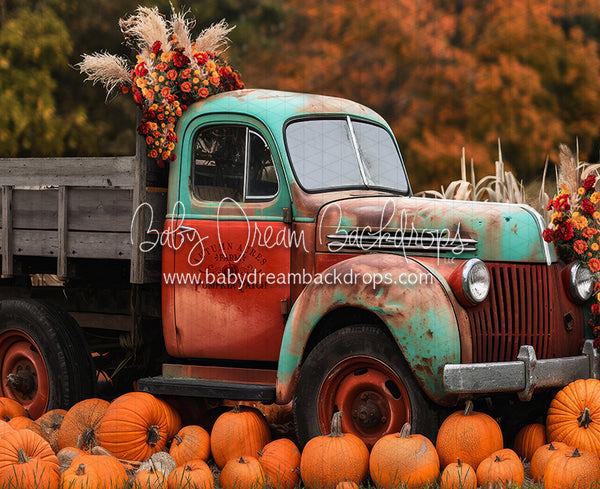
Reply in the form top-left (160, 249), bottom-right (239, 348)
top-left (0, 378), bottom-right (599, 489)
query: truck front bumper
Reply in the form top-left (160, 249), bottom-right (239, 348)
top-left (443, 339), bottom-right (600, 401)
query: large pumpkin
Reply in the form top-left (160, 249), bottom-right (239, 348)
top-left (210, 405), bottom-right (271, 468)
top-left (0, 429), bottom-right (60, 488)
top-left (58, 398), bottom-right (109, 451)
top-left (169, 425), bottom-right (210, 466)
top-left (157, 397), bottom-right (182, 442)
top-left (513, 422), bottom-right (546, 461)
top-left (300, 412), bottom-right (369, 489)
top-left (475, 448), bottom-right (524, 489)
top-left (435, 400), bottom-right (503, 470)
top-left (98, 392), bottom-right (169, 461)
top-left (370, 422), bottom-right (439, 489)
top-left (546, 378), bottom-right (600, 457)
top-left (257, 438), bottom-right (301, 489)
top-left (544, 447), bottom-right (600, 489)
top-left (36, 409), bottom-right (67, 453)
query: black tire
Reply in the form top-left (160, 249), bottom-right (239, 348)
top-left (293, 325), bottom-right (439, 448)
top-left (0, 299), bottom-right (96, 418)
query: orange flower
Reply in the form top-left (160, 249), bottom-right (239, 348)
top-left (210, 75), bottom-right (220, 86)
top-left (198, 87), bottom-right (209, 98)
top-left (583, 227), bottom-right (597, 239)
top-left (161, 87), bottom-right (171, 98)
top-left (578, 187), bottom-right (586, 195)
top-left (592, 192), bottom-right (600, 204)
top-left (574, 240), bottom-right (588, 254)
top-left (592, 243), bottom-right (599, 252)
top-left (590, 258), bottom-right (600, 272)
top-left (594, 211), bottom-right (600, 220)
top-left (570, 214), bottom-right (589, 230)
top-left (167, 70), bottom-right (177, 80)
top-left (181, 81), bottom-right (192, 93)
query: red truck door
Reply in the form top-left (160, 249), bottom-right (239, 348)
top-left (163, 122), bottom-right (292, 362)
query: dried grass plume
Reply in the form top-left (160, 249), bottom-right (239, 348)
top-left (77, 53), bottom-right (131, 98)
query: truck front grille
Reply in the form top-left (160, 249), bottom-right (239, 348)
top-left (466, 263), bottom-right (585, 363)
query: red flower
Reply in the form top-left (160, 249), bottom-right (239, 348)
top-left (194, 51), bottom-right (208, 65)
top-left (584, 174), bottom-right (597, 191)
top-left (137, 123), bottom-right (149, 135)
top-left (133, 90), bottom-right (143, 104)
top-left (135, 62), bottom-right (148, 77)
top-left (595, 282), bottom-right (600, 292)
top-left (170, 153), bottom-right (177, 162)
top-left (555, 221), bottom-right (574, 241)
top-left (150, 149), bottom-right (158, 159)
top-left (592, 303), bottom-right (600, 315)
top-left (145, 135), bottom-right (154, 145)
top-left (181, 69), bottom-right (191, 79)
top-left (542, 228), bottom-right (554, 243)
top-left (121, 85), bottom-right (129, 94)
top-left (167, 70), bottom-right (178, 81)
top-left (198, 87), bottom-right (209, 98)
top-left (574, 240), bottom-right (588, 254)
top-left (582, 198), bottom-right (596, 215)
top-left (152, 41), bottom-right (162, 55)
top-left (181, 81), bottom-right (192, 93)
top-left (167, 131), bottom-right (177, 142)
top-left (594, 336), bottom-right (600, 349)
top-left (173, 52), bottom-right (190, 67)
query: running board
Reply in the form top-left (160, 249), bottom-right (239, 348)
top-left (136, 376), bottom-right (276, 402)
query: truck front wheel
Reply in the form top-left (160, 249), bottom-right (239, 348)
top-left (0, 299), bottom-right (96, 418)
top-left (293, 325), bottom-right (438, 448)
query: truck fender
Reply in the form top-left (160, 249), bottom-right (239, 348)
top-left (276, 253), bottom-right (461, 405)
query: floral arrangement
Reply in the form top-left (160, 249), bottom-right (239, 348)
top-left (543, 144), bottom-right (600, 346)
top-left (77, 7), bottom-right (244, 166)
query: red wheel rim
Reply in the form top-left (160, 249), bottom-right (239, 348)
top-left (0, 330), bottom-right (49, 418)
top-left (317, 356), bottom-right (410, 448)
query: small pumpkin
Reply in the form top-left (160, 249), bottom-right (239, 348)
top-left (300, 411), bottom-right (369, 489)
top-left (546, 378), bottom-right (600, 457)
top-left (529, 441), bottom-right (571, 482)
top-left (257, 438), bottom-right (301, 489)
top-left (58, 398), bottom-right (109, 451)
top-left (8, 415), bottom-right (44, 436)
top-left (167, 459), bottom-right (214, 489)
top-left (0, 429), bottom-right (60, 489)
top-left (435, 400), bottom-right (503, 470)
top-left (544, 447), bottom-right (600, 489)
top-left (210, 405), bottom-right (271, 468)
top-left (98, 392), bottom-right (169, 462)
top-left (439, 459), bottom-right (477, 489)
top-left (169, 425), bottom-right (210, 466)
top-left (369, 422), bottom-right (439, 489)
top-left (220, 456), bottom-right (265, 489)
top-left (0, 397), bottom-right (28, 421)
top-left (36, 409), bottom-right (67, 452)
top-left (475, 448), bottom-right (524, 489)
top-left (60, 453), bottom-right (128, 489)
top-left (133, 465), bottom-right (167, 489)
top-left (513, 422), bottom-right (546, 461)
top-left (335, 482), bottom-right (359, 489)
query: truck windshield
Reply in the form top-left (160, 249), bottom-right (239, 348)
top-left (285, 117), bottom-right (409, 194)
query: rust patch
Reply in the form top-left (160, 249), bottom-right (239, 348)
top-left (511, 222), bottom-right (518, 234)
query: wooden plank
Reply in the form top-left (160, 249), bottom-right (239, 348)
top-left (57, 186), bottom-right (67, 279)
top-left (12, 189), bottom-right (58, 230)
top-left (0, 156), bottom-right (136, 187)
top-left (1, 186), bottom-right (13, 277)
top-left (70, 312), bottom-right (132, 332)
top-left (130, 131), bottom-right (148, 284)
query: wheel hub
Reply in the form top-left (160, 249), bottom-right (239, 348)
top-left (351, 391), bottom-right (388, 428)
top-left (6, 364), bottom-right (37, 398)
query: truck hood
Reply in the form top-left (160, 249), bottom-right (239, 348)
top-left (315, 196), bottom-right (553, 263)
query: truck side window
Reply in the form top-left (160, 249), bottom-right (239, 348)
top-left (192, 125), bottom-right (278, 202)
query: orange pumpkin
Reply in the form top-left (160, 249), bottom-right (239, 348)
top-left (0, 420), bottom-right (15, 437)
top-left (133, 466), bottom-right (167, 489)
top-left (168, 459), bottom-right (214, 489)
top-left (544, 447), bottom-right (600, 489)
top-left (57, 446), bottom-right (85, 473)
top-left (220, 457), bottom-right (265, 489)
top-left (335, 482), bottom-right (359, 489)
top-left (529, 441), bottom-right (572, 482)
top-left (475, 448), bottom-right (524, 489)
top-left (58, 398), bottom-right (109, 451)
top-left (435, 400), bottom-right (503, 470)
top-left (8, 415), bottom-right (44, 436)
top-left (210, 405), bottom-right (271, 468)
top-left (36, 409), bottom-right (67, 452)
top-left (60, 453), bottom-right (128, 489)
top-left (157, 397), bottom-right (182, 442)
top-left (546, 378), bottom-right (600, 457)
top-left (0, 397), bottom-right (28, 421)
top-left (300, 412), bottom-right (369, 489)
top-left (257, 438), bottom-right (301, 489)
top-left (513, 422), bottom-right (546, 461)
top-left (169, 425), bottom-right (210, 466)
top-left (98, 392), bottom-right (169, 461)
top-left (439, 459), bottom-right (476, 489)
top-left (369, 422), bottom-right (439, 489)
top-left (0, 429), bottom-right (60, 488)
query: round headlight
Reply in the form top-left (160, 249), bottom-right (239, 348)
top-left (570, 262), bottom-right (595, 302)
top-left (462, 259), bottom-right (490, 304)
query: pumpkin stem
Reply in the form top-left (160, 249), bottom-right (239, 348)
top-left (548, 442), bottom-right (557, 450)
top-left (17, 449), bottom-right (29, 464)
top-left (464, 400), bottom-right (474, 416)
top-left (572, 448), bottom-right (581, 457)
top-left (329, 412), bottom-right (344, 437)
top-left (494, 455), bottom-right (501, 462)
top-left (457, 458), bottom-right (462, 467)
top-left (146, 425), bottom-right (161, 447)
top-left (239, 457), bottom-right (245, 464)
top-left (185, 465), bottom-right (192, 472)
top-left (257, 450), bottom-right (263, 457)
top-left (578, 407), bottom-right (592, 429)
top-left (399, 423), bottom-right (412, 439)
top-left (174, 434), bottom-right (183, 446)
top-left (79, 427), bottom-right (97, 450)
top-left (76, 464), bottom-right (86, 476)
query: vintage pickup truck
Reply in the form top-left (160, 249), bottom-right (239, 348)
top-left (0, 88), bottom-right (597, 446)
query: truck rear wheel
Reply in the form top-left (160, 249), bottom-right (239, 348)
top-left (0, 299), bottom-right (96, 418)
top-left (293, 325), bottom-right (439, 448)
